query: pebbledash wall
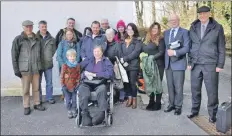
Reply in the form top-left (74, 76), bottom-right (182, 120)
top-left (1, 1), bottom-right (135, 96)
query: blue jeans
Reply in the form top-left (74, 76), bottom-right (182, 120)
top-left (39, 68), bottom-right (53, 101)
top-left (119, 89), bottom-right (125, 100)
top-left (63, 87), bottom-right (77, 111)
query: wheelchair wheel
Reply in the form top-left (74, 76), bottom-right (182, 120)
top-left (109, 83), bottom-right (114, 112)
top-left (107, 114), bottom-right (113, 126)
top-left (75, 111), bottom-right (81, 127)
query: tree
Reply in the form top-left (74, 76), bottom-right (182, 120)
top-left (135, 1), bottom-right (144, 28)
top-left (151, 1), bottom-right (156, 22)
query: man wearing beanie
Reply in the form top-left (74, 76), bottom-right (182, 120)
top-left (187, 6), bottom-right (226, 123)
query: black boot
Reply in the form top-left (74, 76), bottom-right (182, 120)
top-left (24, 107), bottom-right (31, 115)
top-left (146, 93), bottom-right (155, 111)
top-left (154, 93), bottom-right (162, 111)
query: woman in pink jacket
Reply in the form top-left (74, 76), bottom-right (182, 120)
top-left (114, 20), bottom-right (126, 43)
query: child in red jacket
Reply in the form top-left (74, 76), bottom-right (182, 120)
top-left (60, 49), bottom-right (81, 119)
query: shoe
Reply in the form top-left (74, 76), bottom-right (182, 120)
top-left (68, 111), bottom-right (73, 119)
top-left (146, 101), bottom-right (155, 111)
top-left (47, 99), bottom-right (55, 104)
top-left (187, 113), bottom-right (199, 119)
top-left (92, 111), bottom-right (105, 125)
top-left (34, 104), bottom-right (46, 111)
top-left (24, 107), bottom-right (31, 115)
top-left (71, 110), bottom-right (77, 118)
top-left (174, 109), bottom-right (182, 115)
top-left (209, 117), bottom-right (216, 123)
top-left (126, 97), bottom-right (132, 107)
top-left (132, 97), bottom-right (137, 109)
top-left (81, 112), bottom-right (92, 126)
top-left (164, 105), bottom-right (175, 112)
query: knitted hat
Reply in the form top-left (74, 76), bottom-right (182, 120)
top-left (116, 20), bottom-right (126, 29)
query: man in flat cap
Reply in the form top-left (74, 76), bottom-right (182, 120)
top-left (187, 6), bottom-right (226, 123)
top-left (11, 20), bottom-right (46, 115)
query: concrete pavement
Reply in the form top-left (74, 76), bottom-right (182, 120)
top-left (1, 57), bottom-right (230, 135)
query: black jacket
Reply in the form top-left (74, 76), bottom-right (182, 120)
top-left (142, 38), bottom-right (165, 67)
top-left (105, 40), bottom-right (119, 64)
top-left (117, 38), bottom-right (142, 71)
top-left (189, 17), bottom-right (226, 68)
top-left (55, 28), bottom-right (82, 49)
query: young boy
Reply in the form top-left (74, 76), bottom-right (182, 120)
top-left (60, 49), bottom-right (81, 119)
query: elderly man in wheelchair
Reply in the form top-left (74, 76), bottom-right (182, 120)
top-left (78, 45), bottom-right (114, 126)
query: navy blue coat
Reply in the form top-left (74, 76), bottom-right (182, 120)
top-left (164, 27), bottom-right (190, 70)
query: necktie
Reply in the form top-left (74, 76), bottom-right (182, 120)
top-left (170, 29), bottom-right (175, 43)
top-left (201, 25), bottom-right (206, 39)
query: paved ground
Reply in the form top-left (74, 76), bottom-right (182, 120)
top-left (1, 57), bottom-right (231, 135)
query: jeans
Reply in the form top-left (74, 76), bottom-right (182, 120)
top-left (63, 87), bottom-right (77, 111)
top-left (39, 68), bottom-right (53, 101)
top-left (119, 89), bottom-right (125, 100)
top-left (124, 70), bottom-right (138, 97)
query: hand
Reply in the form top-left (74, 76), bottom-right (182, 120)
top-left (123, 62), bottom-right (129, 67)
top-left (120, 58), bottom-right (124, 64)
top-left (216, 67), bottom-right (223, 72)
top-left (15, 72), bottom-right (22, 78)
top-left (167, 49), bottom-right (175, 56)
top-left (187, 66), bottom-right (192, 70)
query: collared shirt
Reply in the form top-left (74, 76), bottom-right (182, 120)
top-left (201, 20), bottom-right (209, 29)
top-left (169, 27), bottom-right (180, 43)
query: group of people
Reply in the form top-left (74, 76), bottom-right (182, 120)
top-left (11, 5), bottom-right (226, 126)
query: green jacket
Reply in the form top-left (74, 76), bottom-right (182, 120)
top-left (140, 53), bottom-right (163, 95)
top-left (36, 31), bottom-right (56, 70)
top-left (11, 32), bottom-right (43, 74)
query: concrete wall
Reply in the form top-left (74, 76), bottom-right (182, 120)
top-left (1, 1), bottom-right (134, 96)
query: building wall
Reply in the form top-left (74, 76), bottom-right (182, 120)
top-left (1, 1), bottom-right (134, 96)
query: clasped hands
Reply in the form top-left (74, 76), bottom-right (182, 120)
top-left (84, 71), bottom-right (96, 80)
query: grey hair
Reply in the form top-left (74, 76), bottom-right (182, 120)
top-left (101, 18), bottom-right (108, 23)
top-left (66, 49), bottom-right (77, 57)
top-left (105, 28), bottom-right (115, 37)
top-left (38, 20), bottom-right (47, 25)
top-left (93, 45), bottom-right (104, 52)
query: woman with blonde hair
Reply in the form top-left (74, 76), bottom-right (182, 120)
top-left (141, 21), bottom-right (165, 111)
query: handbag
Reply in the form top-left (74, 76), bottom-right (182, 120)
top-left (115, 56), bottom-right (129, 83)
top-left (113, 62), bottom-right (124, 89)
top-left (83, 78), bottom-right (106, 86)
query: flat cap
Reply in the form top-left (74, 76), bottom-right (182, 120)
top-left (197, 6), bottom-right (210, 13)
top-left (22, 20), bottom-right (34, 26)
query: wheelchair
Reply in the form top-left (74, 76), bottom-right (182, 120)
top-left (75, 80), bottom-right (114, 127)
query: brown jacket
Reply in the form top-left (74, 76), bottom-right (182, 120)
top-left (60, 64), bottom-right (81, 92)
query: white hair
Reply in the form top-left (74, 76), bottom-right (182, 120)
top-left (66, 49), bottom-right (77, 57)
top-left (105, 28), bottom-right (115, 36)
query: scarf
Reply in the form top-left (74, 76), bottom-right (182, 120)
top-left (66, 60), bottom-right (78, 68)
